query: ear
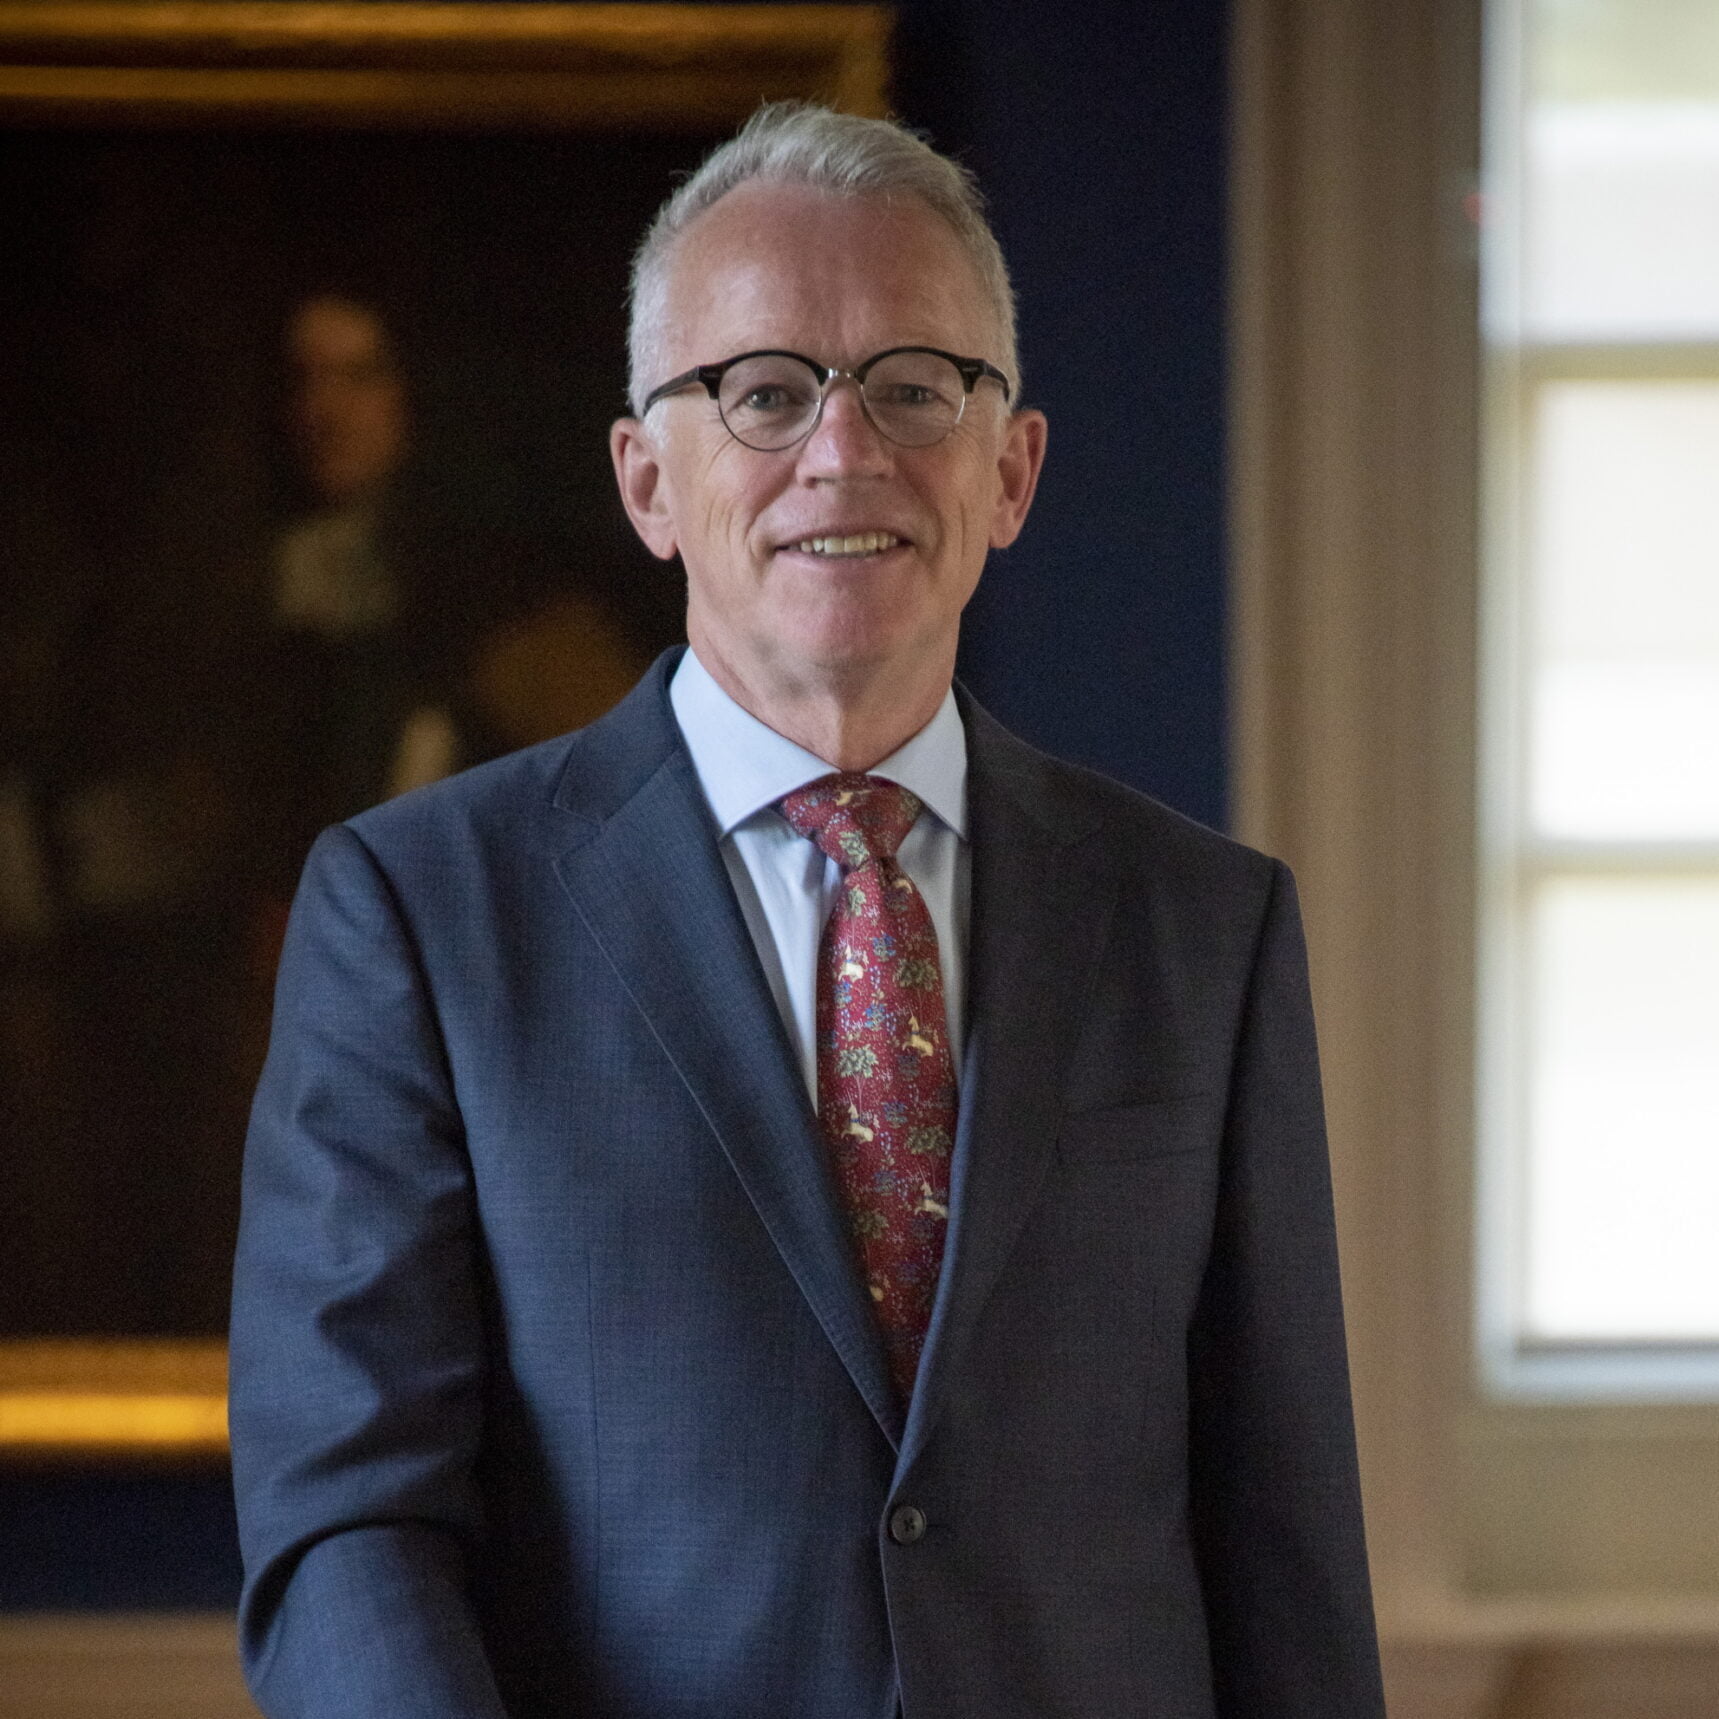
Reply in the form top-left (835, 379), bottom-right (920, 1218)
top-left (988, 408), bottom-right (1048, 550)
top-left (610, 417), bottom-right (680, 562)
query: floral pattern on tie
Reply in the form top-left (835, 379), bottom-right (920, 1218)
top-left (777, 773), bottom-right (957, 1403)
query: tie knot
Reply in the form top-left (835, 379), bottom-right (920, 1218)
top-left (777, 773), bottom-right (923, 871)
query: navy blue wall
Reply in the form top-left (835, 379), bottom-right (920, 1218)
top-left (0, 0), bottom-right (1227, 1611)
top-left (902, 0), bottom-right (1230, 830)
top-left (0, 1472), bottom-right (243, 1609)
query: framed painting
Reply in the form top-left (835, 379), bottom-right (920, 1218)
top-left (0, 2), bottom-right (890, 1457)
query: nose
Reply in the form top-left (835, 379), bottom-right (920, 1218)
top-left (795, 374), bottom-right (892, 479)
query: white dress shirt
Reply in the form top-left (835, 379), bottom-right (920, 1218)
top-left (669, 648), bottom-right (969, 1102)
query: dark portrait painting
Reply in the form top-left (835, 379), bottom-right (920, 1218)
top-left (0, 127), bottom-right (711, 1337)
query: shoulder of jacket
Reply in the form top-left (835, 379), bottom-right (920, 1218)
top-left (963, 693), bottom-right (1278, 895)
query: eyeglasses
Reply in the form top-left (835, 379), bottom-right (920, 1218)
top-left (640, 346), bottom-right (1014, 451)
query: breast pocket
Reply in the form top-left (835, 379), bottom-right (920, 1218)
top-left (1055, 1094), bottom-right (1218, 1166)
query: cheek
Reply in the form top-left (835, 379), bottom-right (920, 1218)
top-left (674, 445), bottom-right (771, 551)
top-left (927, 433), bottom-right (1006, 542)
top-left (936, 482), bottom-right (1005, 570)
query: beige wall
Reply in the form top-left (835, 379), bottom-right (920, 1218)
top-left (1232, 0), bottom-right (1719, 1713)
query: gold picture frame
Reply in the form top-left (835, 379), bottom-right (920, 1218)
top-left (0, 1341), bottom-right (231, 1458)
top-left (0, 3), bottom-right (890, 128)
top-left (0, 0), bottom-right (889, 1461)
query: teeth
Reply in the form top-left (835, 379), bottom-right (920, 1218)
top-left (789, 532), bottom-right (901, 556)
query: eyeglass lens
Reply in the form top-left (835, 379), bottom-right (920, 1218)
top-left (717, 351), bottom-right (968, 451)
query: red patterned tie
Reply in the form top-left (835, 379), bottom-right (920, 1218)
top-left (777, 773), bottom-right (957, 1403)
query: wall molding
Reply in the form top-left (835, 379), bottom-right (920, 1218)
top-left (4, 1612), bottom-right (1717, 1718)
top-left (0, 1615), bottom-right (254, 1719)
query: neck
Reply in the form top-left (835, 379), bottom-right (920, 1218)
top-left (688, 633), bottom-right (952, 772)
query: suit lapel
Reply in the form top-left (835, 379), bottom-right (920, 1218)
top-left (899, 699), bottom-right (1117, 1473)
top-left (551, 662), bottom-right (903, 1447)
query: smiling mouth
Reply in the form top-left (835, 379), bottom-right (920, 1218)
top-left (784, 531), bottom-right (903, 557)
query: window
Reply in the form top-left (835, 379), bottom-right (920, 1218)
top-left (1480, 0), bottom-right (1719, 1393)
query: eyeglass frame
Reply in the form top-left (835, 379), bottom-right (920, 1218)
top-left (638, 345), bottom-right (1015, 450)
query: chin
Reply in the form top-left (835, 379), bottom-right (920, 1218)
top-left (787, 632), bottom-right (942, 691)
top-left (777, 608), bottom-right (925, 677)
top-left (792, 579), bottom-right (952, 653)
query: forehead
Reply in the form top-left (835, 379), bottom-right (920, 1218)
top-left (658, 182), bottom-right (997, 370)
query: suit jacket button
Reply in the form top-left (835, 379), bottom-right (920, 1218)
top-left (888, 1505), bottom-right (927, 1545)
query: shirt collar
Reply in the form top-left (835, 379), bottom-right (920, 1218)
top-left (669, 647), bottom-right (968, 840)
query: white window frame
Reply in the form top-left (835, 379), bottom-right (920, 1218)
top-left (1476, 0), bottom-right (1719, 1397)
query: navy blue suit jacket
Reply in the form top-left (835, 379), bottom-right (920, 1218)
top-left (230, 651), bottom-right (1384, 1718)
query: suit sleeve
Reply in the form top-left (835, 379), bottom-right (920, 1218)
top-left (1186, 859), bottom-right (1387, 1718)
top-left (229, 823), bottom-right (512, 1719)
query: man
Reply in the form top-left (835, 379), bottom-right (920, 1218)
top-left (231, 104), bottom-right (1386, 1718)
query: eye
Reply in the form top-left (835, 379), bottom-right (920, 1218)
top-left (738, 383), bottom-right (798, 412)
top-left (864, 353), bottom-right (965, 417)
top-left (720, 360), bottom-right (821, 421)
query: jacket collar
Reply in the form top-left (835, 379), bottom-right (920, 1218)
top-left (550, 651), bottom-right (1115, 1463)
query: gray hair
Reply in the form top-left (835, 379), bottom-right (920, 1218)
top-left (626, 102), bottom-right (1019, 414)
